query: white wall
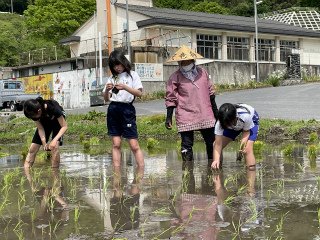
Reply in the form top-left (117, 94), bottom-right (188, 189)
top-left (53, 69), bottom-right (96, 109)
top-left (73, 17), bottom-right (96, 56)
top-left (300, 38), bottom-right (320, 65)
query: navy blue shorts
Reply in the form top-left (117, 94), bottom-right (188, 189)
top-left (32, 117), bottom-right (64, 145)
top-left (107, 102), bottom-right (138, 139)
top-left (222, 111), bottom-right (259, 141)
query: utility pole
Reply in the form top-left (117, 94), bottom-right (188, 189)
top-left (11, 0), bottom-right (13, 13)
top-left (126, 0), bottom-right (131, 61)
top-left (254, 0), bottom-right (262, 82)
top-left (106, 0), bottom-right (113, 56)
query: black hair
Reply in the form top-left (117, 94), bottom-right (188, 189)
top-left (108, 50), bottom-right (132, 78)
top-left (23, 97), bottom-right (44, 119)
top-left (218, 103), bottom-right (237, 129)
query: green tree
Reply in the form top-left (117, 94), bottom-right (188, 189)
top-left (0, 12), bottom-right (65, 67)
top-left (191, 1), bottom-right (230, 14)
top-left (0, 0), bottom-right (30, 14)
top-left (231, 2), bottom-right (253, 17)
top-left (24, 0), bottom-right (96, 43)
top-left (300, 0), bottom-right (320, 7)
top-left (153, 0), bottom-right (195, 10)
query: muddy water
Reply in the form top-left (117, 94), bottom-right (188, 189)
top-left (0, 142), bottom-right (319, 240)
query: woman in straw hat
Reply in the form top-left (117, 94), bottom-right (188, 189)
top-left (165, 45), bottom-right (218, 163)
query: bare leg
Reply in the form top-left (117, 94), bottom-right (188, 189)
top-left (112, 136), bottom-right (122, 167)
top-left (51, 141), bottom-right (60, 168)
top-left (128, 138), bottom-right (144, 167)
top-left (244, 140), bottom-right (256, 169)
top-left (246, 168), bottom-right (256, 197)
top-left (24, 143), bottom-right (41, 168)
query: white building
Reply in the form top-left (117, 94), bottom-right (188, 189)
top-left (12, 1), bottom-right (320, 95)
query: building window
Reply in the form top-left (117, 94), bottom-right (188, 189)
top-left (255, 39), bottom-right (275, 62)
top-left (196, 34), bottom-right (222, 59)
top-left (280, 40), bottom-right (299, 62)
top-left (71, 61), bottom-right (78, 70)
top-left (19, 69), bottom-right (29, 77)
top-left (32, 67), bottom-right (39, 75)
top-left (227, 37), bottom-right (249, 61)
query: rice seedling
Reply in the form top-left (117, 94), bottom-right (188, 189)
top-left (266, 189), bottom-right (275, 205)
top-left (307, 144), bottom-right (318, 161)
top-left (103, 177), bottom-right (110, 194)
top-left (146, 137), bottom-right (159, 149)
top-left (231, 218), bottom-right (242, 240)
top-left (49, 220), bottom-right (62, 237)
top-left (237, 184), bottom-right (247, 195)
top-left (295, 162), bottom-right (304, 172)
top-left (276, 179), bottom-right (285, 194)
top-left (181, 169), bottom-right (191, 193)
top-left (0, 198), bottom-right (8, 215)
top-left (247, 199), bottom-right (258, 223)
top-left (79, 132), bottom-right (85, 142)
top-left (30, 208), bottom-right (36, 223)
top-left (275, 211), bottom-right (289, 236)
top-left (282, 144), bottom-right (295, 157)
top-left (130, 205), bottom-right (139, 227)
top-left (13, 228), bottom-right (24, 240)
top-left (13, 219), bottom-right (26, 240)
top-left (254, 140), bottom-right (266, 154)
top-left (224, 195), bottom-right (236, 207)
top-left (74, 205), bottom-right (81, 222)
top-left (309, 132), bottom-right (318, 144)
top-left (152, 206), bottom-right (172, 216)
top-left (17, 190), bottom-right (27, 215)
top-left (89, 136), bottom-right (100, 145)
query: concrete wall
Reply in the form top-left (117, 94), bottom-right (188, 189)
top-left (301, 38), bottom-right (320, 65)
top-left (141, 62), bottom-right (287, 93)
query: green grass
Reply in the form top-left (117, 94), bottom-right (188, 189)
top-left (1, 112), bottom-right (320, 145)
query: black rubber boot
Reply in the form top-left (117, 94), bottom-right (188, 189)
top-left (181, 149), bottom-right (193, 161)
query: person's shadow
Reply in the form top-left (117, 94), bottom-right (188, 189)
top-left (110, 166), bottom-right (144, 232)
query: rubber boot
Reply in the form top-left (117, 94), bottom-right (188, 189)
top-left (181, 149), bottom-right (193, 161)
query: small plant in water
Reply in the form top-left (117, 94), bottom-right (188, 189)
top-left (275, 211), bottom-right (289, 237)
top-left (308, 144), bottom-right (318, 161)
top-left (309, 132), bottom-right (319, 143)
top-left (89, 136), bottom-right (100, 145)
top-left (74, 205), bottom-right (81, 222)
top-left (253, 140), bottom-right (266, 154)
top-left (282, 144), bottom-right (295, 157)
top-left (146, 137), bottom-right (159, 149)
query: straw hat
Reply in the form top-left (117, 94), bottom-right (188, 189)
top-left (166, 45), bottom-right (204, 63)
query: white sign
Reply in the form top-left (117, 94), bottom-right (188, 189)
top-left (135, 63), bottom-right (163, 82)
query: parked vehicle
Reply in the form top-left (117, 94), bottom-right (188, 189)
top-left (89, 86), bottom-right (105, 106)
top-left (0, 79), bottom-right (40, 111)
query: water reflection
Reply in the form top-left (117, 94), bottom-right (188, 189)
top-left (110, 166), bottom-right (144, 232)
top-left (24, 167), bottom-right (69, 224)
top-left (171, 162), bottom-right (222, 239)
top-left (0, 143), bottom-right (319, 240)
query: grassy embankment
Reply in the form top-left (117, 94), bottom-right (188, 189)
top-left (0, 110), bottom-right (319, 145)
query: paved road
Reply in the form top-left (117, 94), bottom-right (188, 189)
top-left (63, 82), bottom-right (320, 120)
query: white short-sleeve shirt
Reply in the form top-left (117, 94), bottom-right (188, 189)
top-left (215, 104), bottom-right (255, 135)
top-left (104, 71), bottom-right (143, 103)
